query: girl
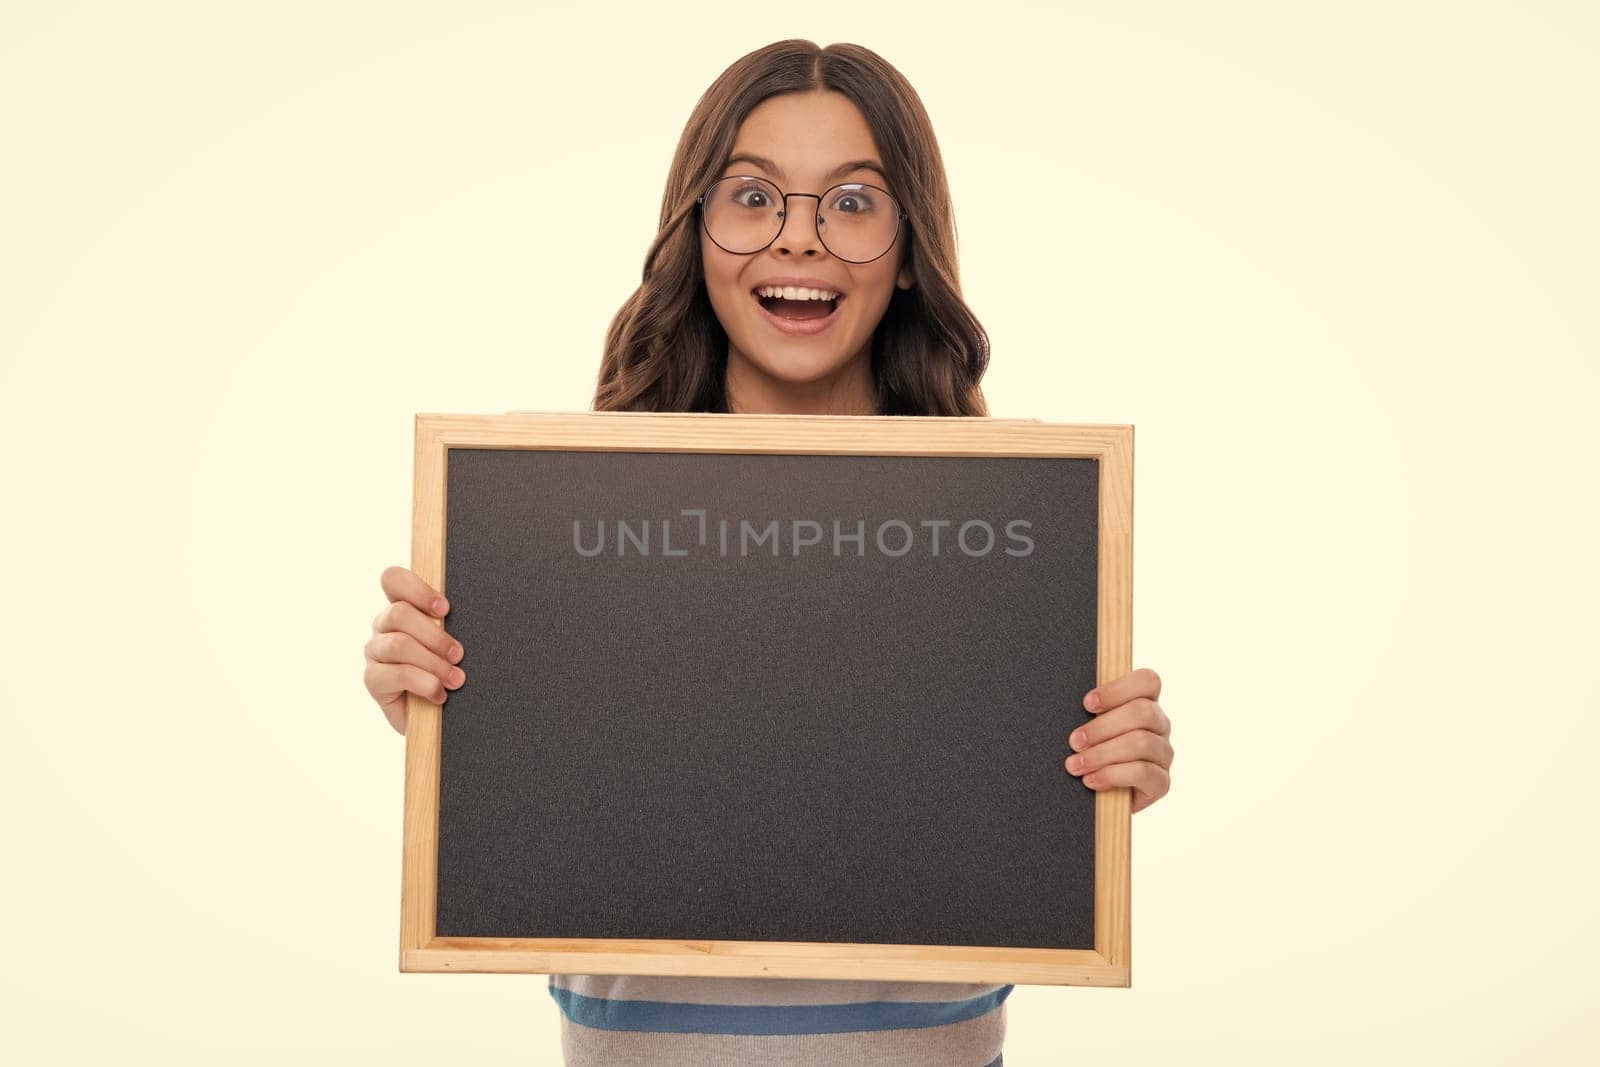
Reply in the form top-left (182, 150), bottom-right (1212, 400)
top-left (363, 39), bottom-right (1174, 1066)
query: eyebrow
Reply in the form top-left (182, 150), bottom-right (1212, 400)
top-left (723, 152), bottom-right (888, 186)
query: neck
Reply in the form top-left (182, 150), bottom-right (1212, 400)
top-left (725, 349), bottom-right (878, 416)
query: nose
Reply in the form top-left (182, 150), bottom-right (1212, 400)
top-left (773, 192), bottom-right (825, 256)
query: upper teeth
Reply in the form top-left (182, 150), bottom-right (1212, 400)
top-left (756, 286), bottom-right (839, 301)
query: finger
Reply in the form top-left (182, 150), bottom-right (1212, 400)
top-left (380, 564), bottom-right (449, 619)
top-left (1084, 667), bottom-right (1161, 713)
top-left (364, 660), bottom-right (452, 708)
top-left (364, 628), bottom-right (466, 692)
top-left (371, 598), bottom-right (464, 668)
top-left (1080, 759), bottom-right (1170, 808)
top-left (1064, 729), bottom-right (1172, 778)
top-left (1069, 698), bottom-right (1166, 751)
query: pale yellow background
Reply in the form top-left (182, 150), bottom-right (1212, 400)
top-left (2, 2), bottom-right (1596, 1063)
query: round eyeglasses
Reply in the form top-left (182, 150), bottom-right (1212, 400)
top-left (696, 175), bottom-right (908, 264)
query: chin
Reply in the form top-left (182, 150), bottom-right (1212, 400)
top-left (739, 344), bottom-right (861, 383)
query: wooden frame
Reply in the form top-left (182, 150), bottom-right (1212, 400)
top-left (400, 410), bottom-right (1133, 986)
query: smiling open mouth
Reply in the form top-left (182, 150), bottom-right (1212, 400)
top-left (751, 290), bottom-right (844, 337)
top-left (752, 290), bottom-right (842, 321)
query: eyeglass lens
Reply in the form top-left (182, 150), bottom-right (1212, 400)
top-left (701, 176), bottom-right (901, 263)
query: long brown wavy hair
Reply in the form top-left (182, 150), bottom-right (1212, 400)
top-left (591, 40), bottom-right (989, 417)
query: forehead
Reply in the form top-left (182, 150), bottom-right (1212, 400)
top-left (725, 90), bottom-right (882, 182)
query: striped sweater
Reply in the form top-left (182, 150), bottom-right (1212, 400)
top-left (549, 973), bottom-right (1010, 1065)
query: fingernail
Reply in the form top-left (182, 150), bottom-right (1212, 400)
top-left (449, 643), bottom-right (463, 663)
top-left (1066, 755), bottom-right (1085, 774)
top-left (448, 668), bottom-right (465, 687)
top-left (1084, 690), bottom-right (1101, 711)
top-left (1070, 729), bottom-right (1086, 749)
top-left (432, 597), bottom-right (449, 616)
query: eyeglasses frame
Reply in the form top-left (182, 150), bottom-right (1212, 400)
top-left (695, 174), bottom-right (910, 265)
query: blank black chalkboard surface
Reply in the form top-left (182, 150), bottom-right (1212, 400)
top-left (400, 411), bottom-right (1133, 987)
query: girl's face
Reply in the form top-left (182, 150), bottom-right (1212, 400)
top-left (700, 90), bottom-right (913, 413)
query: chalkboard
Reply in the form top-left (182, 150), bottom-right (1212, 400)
top-left (400, 411), bottom-right (1133, 987)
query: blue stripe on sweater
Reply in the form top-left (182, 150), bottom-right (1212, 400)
top-left (548, 981), bottom-right (1014, 1036)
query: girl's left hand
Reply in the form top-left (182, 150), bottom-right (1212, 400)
top-left (1064, 667), bottom-right (1174, 814)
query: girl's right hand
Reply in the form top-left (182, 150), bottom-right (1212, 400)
top-left (365, 565), bottom-right (466, 736)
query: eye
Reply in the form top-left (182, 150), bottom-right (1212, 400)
top-left (729, 181), bottom-right (774, 209)
top-left (828, 185), bottom-right (878, 215)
